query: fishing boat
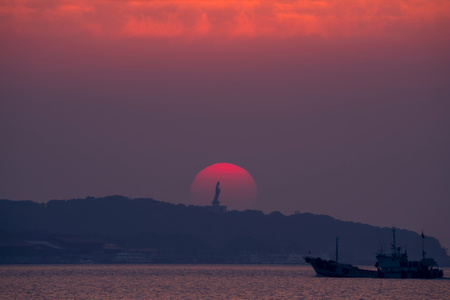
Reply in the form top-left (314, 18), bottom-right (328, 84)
top-left (304, 256), bottom-right (378, 278)
top-left (375, 228), bottom-right (443, 279)
top-left (304, 237), bottom-right (378, 278)
top-left (304, 229), bottom-right (444, 279)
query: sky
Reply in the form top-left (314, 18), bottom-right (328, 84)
top-left (1, 0), bottom-right (449, 249)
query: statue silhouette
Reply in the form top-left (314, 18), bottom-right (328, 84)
top-left (212, 181), bottom-right (221, 206)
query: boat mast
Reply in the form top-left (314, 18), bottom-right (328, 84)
top-left (392, 227), bottom-right (397, 256)
top-left (391, 227), bottom-right (400, 255)
top-left (336, 236), bottom-right (339, 262)
top-left (422, 231), bottom-right (426, 259)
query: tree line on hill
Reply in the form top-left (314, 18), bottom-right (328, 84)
top-left (0, 196), bottom-right (448, 265)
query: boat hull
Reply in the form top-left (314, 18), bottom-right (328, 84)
top-left (376, 268), bottom-right (444, 279)
top-left (304, 257), bottom-right (378, 278)
top-left (304, 257), bottom-right (444, 279)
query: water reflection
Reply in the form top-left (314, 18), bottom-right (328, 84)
top-left (0, 265), bottom-right (449, 299)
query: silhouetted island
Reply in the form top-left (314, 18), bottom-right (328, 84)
top-left (0, 196), bottom-right (448, 265)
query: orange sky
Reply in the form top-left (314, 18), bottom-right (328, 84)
top-left (1, 0), bottom-right (450, 40)
top-left (1, 1), bottom-right (450, 250)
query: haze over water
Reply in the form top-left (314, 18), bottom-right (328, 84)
top-left (1, 265), bottom-right (449, 299)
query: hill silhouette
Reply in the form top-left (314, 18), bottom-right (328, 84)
top-left (0, 196), bottom-right (448, 265)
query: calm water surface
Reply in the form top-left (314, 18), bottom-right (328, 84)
top-left (1, 264), bottom-right (449, 299)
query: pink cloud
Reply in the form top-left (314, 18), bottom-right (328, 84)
top-left (121, 14), bottom-right (184, 37)
top-left (0, 0), bottom-right (449, 40)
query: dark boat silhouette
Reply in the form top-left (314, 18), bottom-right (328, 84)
top-left (304, 256), bottom-right (378, 278)
top-left (304, 228), bottom-right (444, 279)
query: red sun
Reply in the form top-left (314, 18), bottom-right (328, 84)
top-left (190, 163), bottom-right (257, 211)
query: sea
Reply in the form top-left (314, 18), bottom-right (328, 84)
top-left (1, 264), bottom-right (449, 299)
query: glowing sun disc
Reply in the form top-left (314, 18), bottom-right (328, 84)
top-left (190, 163), bottom-right (257, 210)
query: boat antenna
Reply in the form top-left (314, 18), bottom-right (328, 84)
top-left (392, 227), bottom-right (397, 255)
top-left (336, 236), bottom-right (339, 262)
top-left (421, 230), bottom-right (426, 259)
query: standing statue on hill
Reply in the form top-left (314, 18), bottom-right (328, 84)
top-left (212, 181), bottom-right (221, 206)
